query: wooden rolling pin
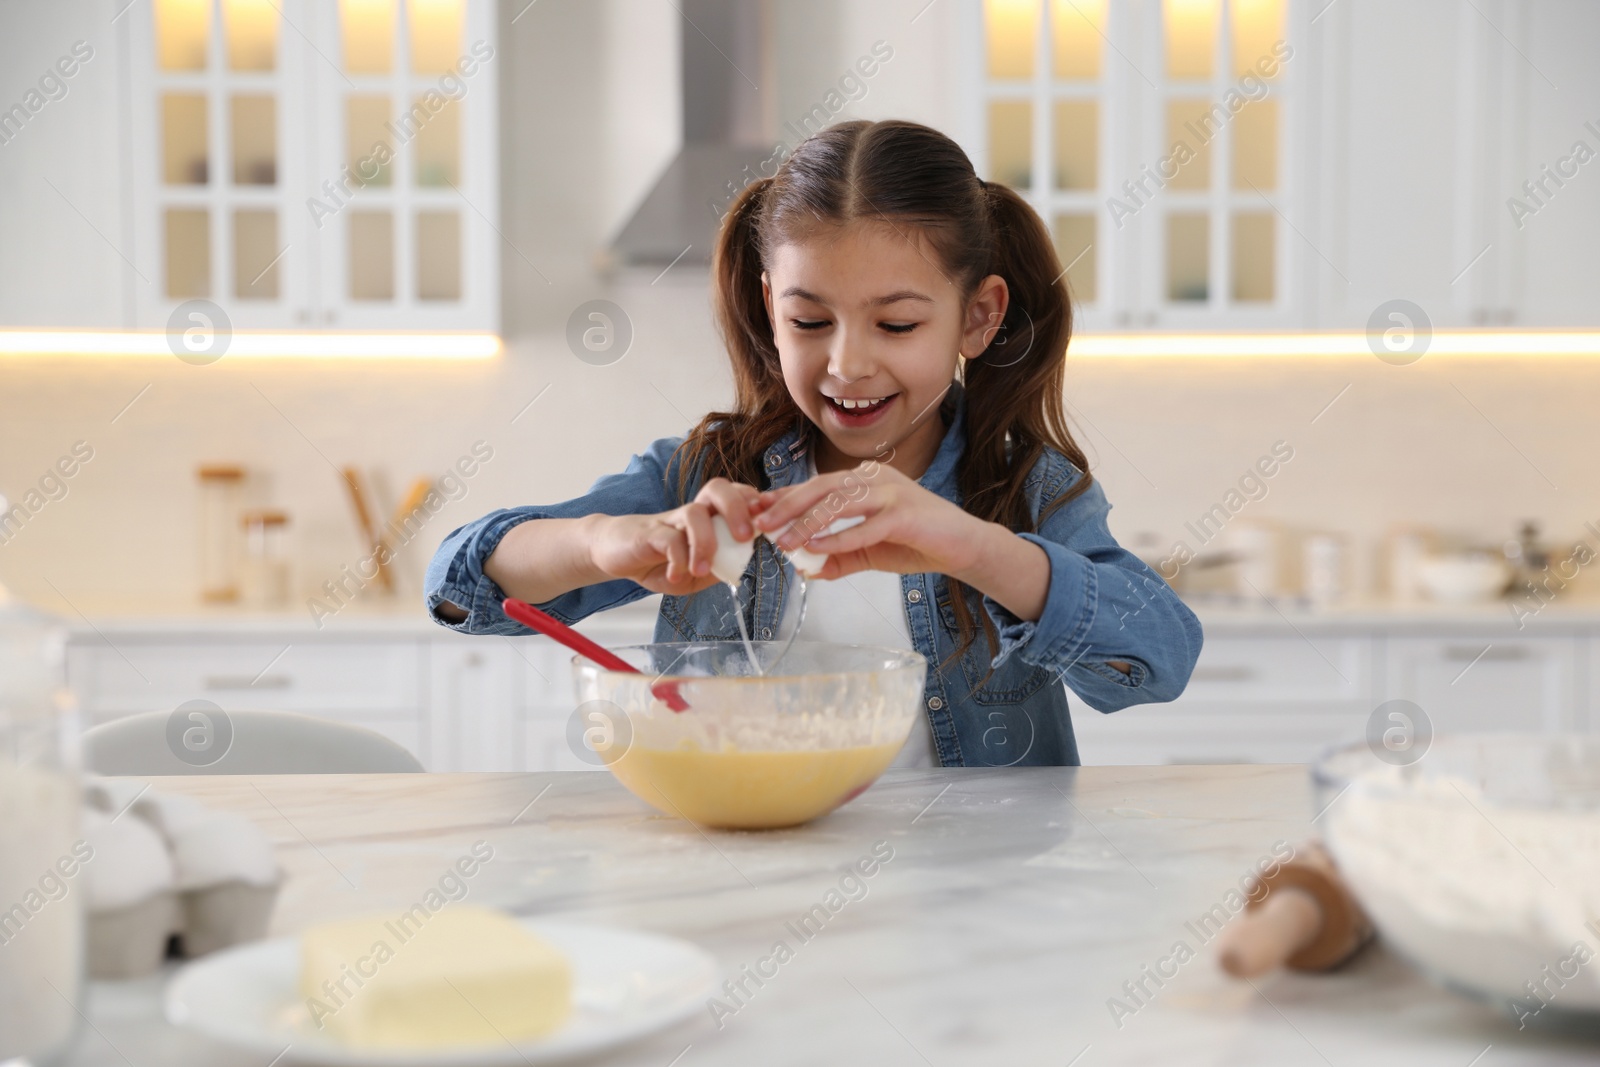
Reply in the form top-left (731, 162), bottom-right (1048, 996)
top-left (1216, 840), bottom-right (1374, 977)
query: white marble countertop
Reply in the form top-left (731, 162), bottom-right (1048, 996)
top-left (63, 767), bottom-right (1600, 1065)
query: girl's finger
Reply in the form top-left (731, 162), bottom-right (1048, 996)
top-left (804, 512), bottom-right (894, 557)
top-left (756, 472), bottom-right (872, 535)
top-left (695, 480), bottom-right (758, 540)
top-left (771, 494), bottom-right (883, 553)
top-left (651, 524), bottom-right (690, 584)
top-left (680, 503), bottom-right (717, 577)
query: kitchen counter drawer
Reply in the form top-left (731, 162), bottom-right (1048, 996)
top-left (1072, 710), bottom-right (1369, 767)
top-left (1166, 635), bottom-right (1377, 710)
top-left (67, 638), bottom-right (425, 716)
top-left (1383, 634), bottom-right (1581, 733)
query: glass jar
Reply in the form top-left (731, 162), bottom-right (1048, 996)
top-left (240, 510), bottom-right (291, 607)
top-left (198, 465), bottom-right (244, 602)
top-left (0, 582), bottom-right (82, 1063)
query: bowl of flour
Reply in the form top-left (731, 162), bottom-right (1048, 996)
top-left (1320, 735), bottom-right (1600, 1029)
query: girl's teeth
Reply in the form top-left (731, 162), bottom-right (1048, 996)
top-left (835, 397), bottom-right (885, 410)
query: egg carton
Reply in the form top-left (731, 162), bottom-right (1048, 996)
top-left (83, 781), bottom-right (283, 979)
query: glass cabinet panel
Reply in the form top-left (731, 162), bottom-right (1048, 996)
top-left (416, 211), bottom-right (460, 300)
top-left (1051, 0), bottom-right (1104, 80)
top-left (1053, 213), bottom-right (1096, 303)
top-left (224, 0), bottom-right (278, 71)
top-left (162, 94), bottom-right (208, 185)
top-left (412, 98), bottom-right (460, 187)
top-left (1231, 213), bottom-right (1274, 301)
top-left (409, 0), bottom-right (464, 75)
top-left (1052, 100), bottom-right (1096, 190)
top-left (985, 0), bottom-right (1038, 79)
top-left (347, 96), bottom-right (394, 187)
top-left (165, 209), bottom-right (210, 298)
top-left (1232, 0), bottom-right (1285, 76)
top-left (156, 0), bottom-right (209, 71)
top-left (230, 95), bottom-right (276, 185)
top-left (1165, 100), bottom-right (1212, 190)
top-left (234, 210), bottom-right (281, 299)
top-left (340, 0), bottom-right (396, 75)
top-left (988, 101), bottom-right (1032, 189)
top-left (1163, 0), bottom-right (1218, 80)
top-left (350, 212), bottom-right (395, 300)
top-left (1232, 98), bottom-right (1277, 190)
top-left (1167, 213), bottom-right (1209, 302)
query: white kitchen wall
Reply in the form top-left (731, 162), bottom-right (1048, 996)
top-left (0, 0), bottom-right (1594, 619)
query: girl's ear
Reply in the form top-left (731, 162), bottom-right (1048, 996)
top-left (961, 274), bottom-right (1010, 361)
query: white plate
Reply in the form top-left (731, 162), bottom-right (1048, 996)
top-left (164, 919), bottom-right (718, 1066)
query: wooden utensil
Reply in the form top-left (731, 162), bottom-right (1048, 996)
top-left (340, 467), bottom-right (394, 592)
top-left (501, 598), bottom-right (688, 712)
top-left (1216, 840), bottom-right (1374, 977)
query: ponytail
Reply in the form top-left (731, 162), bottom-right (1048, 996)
top-left (712, 177), bottom-right (779, 413)
top-left (962, 181), bottom-right (1091, 530)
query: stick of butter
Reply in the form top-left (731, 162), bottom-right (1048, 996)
top-left (300, 906), bottom-right (571, 1049)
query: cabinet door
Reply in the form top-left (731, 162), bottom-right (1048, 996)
top-left (303, 0), bottom-right (498, 330)
top-left (1503, 0), bottom-right (1600, 326)
top-left (966, 0), bottom-right (1303, 329)
top-left (1382, 635), bottom-right (1579, 734)
top-left (517, 636), bottom-right (588, 772)
top-left (1069, 633), bottom-right (1378, 765)
top-left (128, 0), bottom-right (316, 328)
top-left (426, 637), bottom-right (519, 771)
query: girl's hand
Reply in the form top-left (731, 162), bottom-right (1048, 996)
top-left (751, 463), bottom-right (991, 581)
top-left (588, 478), bottom-right (764, 594)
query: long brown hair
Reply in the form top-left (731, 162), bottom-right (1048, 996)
top-left (676, 119), bottom-right (1093, 666)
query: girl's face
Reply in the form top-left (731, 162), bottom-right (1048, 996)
top-left (762, 222), bottom-right (1008, 478)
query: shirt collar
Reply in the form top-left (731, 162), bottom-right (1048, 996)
top-left (761, 380), bottom-right (966, 496)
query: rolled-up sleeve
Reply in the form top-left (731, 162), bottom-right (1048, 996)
top-left (978, 472), bottom-right (1202, 713)
top-left (424, 436), bottom-right (686, 634)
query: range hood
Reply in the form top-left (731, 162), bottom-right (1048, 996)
top-left (608, 0), bottom-right (775, 268)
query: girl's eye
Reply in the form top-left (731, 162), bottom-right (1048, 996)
top-left (790, 319), bottom-right (829, 331)
top-left (881, 322), bottom-right (918, 335)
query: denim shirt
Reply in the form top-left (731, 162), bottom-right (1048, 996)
top-left (424, 386), bottom-right (1202, 767)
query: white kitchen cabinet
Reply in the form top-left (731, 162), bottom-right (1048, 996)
top-left (516, 638), bottom-right (584, 772)
top-left (425, 634), bottom-right (520, 772)
top-left (1069, 632), bottom-right (1378, 765)
top-left (124, 0), bottom-right (498, 331)
top-left (1487, 0), bottom-right (1600, 327)
top-left (963, 0), bottom-right (1310, 330)
top-left (962, 0), bottom-right (1600, 330)
top-left (67, 632), bottom-right (430, 765)
top-left (63, 605), bottom-right (1598, 771)
top-left (1382, 634), bottom-right (1581, 734)
top-left (69, 638), bottom-right (424, 716)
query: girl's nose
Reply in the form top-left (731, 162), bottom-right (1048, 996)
top-left (827, 338), bottom-right (874, 384)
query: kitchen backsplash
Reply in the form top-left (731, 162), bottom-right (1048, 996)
top-left (1, 271), bottom-right (1592, 617)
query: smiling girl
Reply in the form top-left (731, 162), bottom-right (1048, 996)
top-left (426, 120), bottom-right (1201, 767)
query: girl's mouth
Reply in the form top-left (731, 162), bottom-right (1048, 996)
top-left (823, 393), bottom-right (897, 428)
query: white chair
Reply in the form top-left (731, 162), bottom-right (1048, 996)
top-left (82, 709), bottom-right (424, 775)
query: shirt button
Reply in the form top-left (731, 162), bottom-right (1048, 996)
top-left (906, 589), bottom-right (923, 604)
top-left (927, 696), bottom-right (944, 711)
top-left (759, 627), bottom-right (773, 639)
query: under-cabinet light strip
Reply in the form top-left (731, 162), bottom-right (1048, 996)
top-left (0, 331), bottom-right (502, 360)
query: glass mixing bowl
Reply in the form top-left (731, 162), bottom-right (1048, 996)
top-left (572, 642), bottom-right (926, 830)
top-left (1317, 734), bottom-right (1600, 1030)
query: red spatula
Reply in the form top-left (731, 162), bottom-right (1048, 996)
top-left (501, 598), bottom-right (689, 712)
